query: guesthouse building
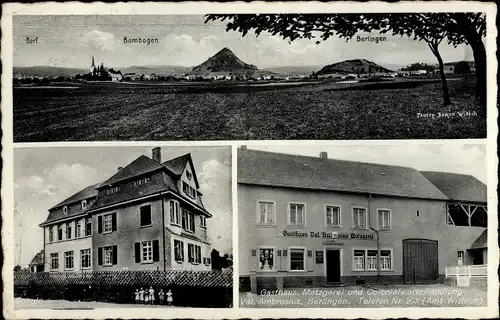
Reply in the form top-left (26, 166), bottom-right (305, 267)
top-left (238, 148), bottom-right (487, 292)
top-left (39, 148), bottom-right (213, 272)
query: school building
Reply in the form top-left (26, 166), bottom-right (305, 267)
top-left (238, 148), bottom-right (487, 292)
top-left (39, 148), bottom-right (213, 272)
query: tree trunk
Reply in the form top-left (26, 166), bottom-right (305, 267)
top-left (468, 37), bottom-right (487, 110)
top-left (429, 42), bottom-right (451, 106)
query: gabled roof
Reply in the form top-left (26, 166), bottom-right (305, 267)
top-left (469, 229), bottom-right (487, 249)
top-left (420, 171), bottom-right (487, 203)
top-left (99, 155), bottom-right (164, 187)
top-left (238, 149), bottom-right (449, 201)
top-left (162, 153), bottom-right (200, 188)
top-left (49, 183), bottom-right (100, 210)
top-left (29, 250), bottom-right (44, 266)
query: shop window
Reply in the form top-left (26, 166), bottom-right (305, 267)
top-left (352, 208), bottom-right (367, 229)
top-left (380, 250), bottom-right (392, 270)
top-left (377, 209), bottom-right (391, 230)
top-left (367, 250), bottom-right (378, 270)
top-left (257, 201), bottom-right (275, 225)
top-left (289, 248), bottom-right (305, 271)
top-left (326, 206), bottom-right (340, 227)
top-left (258, 248), bottom-right (275, 271)
top-left (457, 251), bottom-right (464, 266)
top-left (353, 250), bottom-right (365, 270)
top-left (288, 203), bottom-right (306, 226)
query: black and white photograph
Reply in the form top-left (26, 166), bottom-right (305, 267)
top-left (13, 146), bottom-right (233, 309)
top-left (238, 144), bottom-right (488, 308)
top-left (13, 13), bottom-right (487, 141)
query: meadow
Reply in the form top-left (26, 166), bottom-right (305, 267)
top-left (13, 77), bottom-right (485, 141)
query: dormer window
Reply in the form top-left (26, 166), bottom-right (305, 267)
top-left (133, 177), bottom-right (150, 187)
top-left (81, 200), bottom-right (87, 210)
top-left (186, 171), bottom-right (192, 180)
top-left (106, 186), bottom-right (120, 195)
top-left (63, 206), bottom-right (68, 215)
top-left (182, 182), bottom-right (196, 199)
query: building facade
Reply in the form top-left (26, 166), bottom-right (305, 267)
top-left (39, 148), bottom-right (212, 272)
top-left (238, 149), bottom-right (487, 292)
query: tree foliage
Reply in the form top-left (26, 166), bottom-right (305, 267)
top-left (401, 63), bottom-right (435, 72)
top-left (454, 61), bottom-right (471, 74)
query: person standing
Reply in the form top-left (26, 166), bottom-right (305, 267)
top-left (139, 287), bottom-right (144, 304)
top-left (158, 289), bottom-right (165, 305)
top-left (166, 289), bottom-right (173, 306)
top-left (149, 286), bottom-right (155, 305)
top-left (134, 289), bottom-right (139, 304)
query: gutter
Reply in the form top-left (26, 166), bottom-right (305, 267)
top-left (161, 196), bottom-right (166, 271)
top-left (367, 193), bottom-right (381, 281)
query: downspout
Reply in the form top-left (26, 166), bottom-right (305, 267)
top-left (367, 194), bottom-right (381, 282)
top-left (161, 195), bottom-right (166, 271)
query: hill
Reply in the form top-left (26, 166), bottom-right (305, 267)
top-left (189, 47), bottom-right (263, 77)
top-left (316, 59), bottom-right (393, 75)
top-left (122, 65), bottom-right (190, 76)
top-left (264, 65), bottom-right (320, 76)
top-left (13, 66), bottom-right (87, 77)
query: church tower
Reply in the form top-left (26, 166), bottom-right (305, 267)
top-left (90, 56), bottom-right (96, 74)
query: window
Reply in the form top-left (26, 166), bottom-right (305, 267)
top-left (257, 201), bottom-right (275, 225)
top-left (186, 171), bottom-right (192, 180)
top-left (81, 200), bottom-right (87, 210)
top-left (48, 227), bottom-right (54, 242)
top-left (133, 177), bottom-right (150, 187)
top-left (50, 253), bottom-right (59, 270)
top-left (170, 200), bottom-right (180, 225)
top-left (85, 217), bottom-right (92, 236)
top-left (63, 206), bottom-right (68, 214)
top-left (258, 248), bottom-right (275, 271)
top-left (80, 249), bottom-right (91, 269)
top-left (102, 214), bottom-right (113, 233)
top-left (187, 244), bottom-right (201, 264)
top-left (188, 212), bottom-right (195, 233)
top-left (58, 225), bottom-right (63, 241)
top-left (64, 251), bottom-right (74, 270)
top-left (141, 241), bottom-right (153, 263)
top-left (104, 247), bottom-right (113, 265)
top-left (416, 210), bottom-right (420, 218)
top-left (66, 222), bottom-right (72, 240)
top-left (76, 220), bottom-right (82, 238)
top-left (181, 209), bottom-right (195, 232)
top-left (367, 250), bottom-right (378, 270)
top-left (353, 250), bottom-right (365, 270)
top-left (378, 209), bottom-right (391, 229)
top-left (353, 208), bottom-right (367, 229)
top-left (380, 250), bottom-right (392, 270)
top-left (174, 240), bottom-right (184, 262)
top-left (200, 216), bottom-right (207, 228)
top-left (181, 208), bottom-right (188, 230)
top-left (326, 206), bottom-right (341, 227)
top-left (288, 203), bottom-right (305, 226)
top-left (182, 182), bottom-right (196, 199)
top-left (289, 248), bottom-right (306, 271)
top-left (458, 251), bottom-right (464, 266)
top-left (106, 186), bottom-right (120, 195)
top-left (140, 205), bottom-right (152, 226)
top-left (204, 257), bottom-right (211, 265)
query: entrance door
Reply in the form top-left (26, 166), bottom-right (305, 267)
top-left (326, 250), bottom-right (341, 283)
top-left (403, 239), bottom-right (439, 284)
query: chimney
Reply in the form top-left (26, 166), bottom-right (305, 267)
top-left (241, 145), bottom-right (247, 150)
top-left (117, 167), bottom-right (123, 172)
top-left (319, 151), bottom-right (328, 159)
top-left (152, 147), bottom-right (161, 162)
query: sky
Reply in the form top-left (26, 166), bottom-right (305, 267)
top-left (13, 146), bottom-right (232, 266)
top-left (247, 143), bottom-right (487, 184)
top-left (13, 15), bottom-right (474, 70)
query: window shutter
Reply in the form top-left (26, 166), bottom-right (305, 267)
top-left (112, 213), bottom-right (117, 231)
top-left (135, 242), bottom-right (141, 263)
top-left (112, 245), bottom-right (118, 265)
top-left (98, 216), bottom-right (103, 234)
top-left (153, 240), bottom-right (160, 262)
top-left (98, 247), bottom-right (103, 266)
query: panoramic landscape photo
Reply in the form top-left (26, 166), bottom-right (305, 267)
top-left (13, 13), bottom-right (487, 141)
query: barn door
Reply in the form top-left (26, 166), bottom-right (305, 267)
top-left (403, 239), bottom-right (439, 284)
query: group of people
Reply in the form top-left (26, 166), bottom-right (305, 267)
top-left (134, 286), bottom-right (173, 306)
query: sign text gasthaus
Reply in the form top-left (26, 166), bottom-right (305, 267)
top-left (281, 230), bottom-right (375, 240)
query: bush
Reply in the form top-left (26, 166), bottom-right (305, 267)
top-left (454, 61), bottom-right (471, 74)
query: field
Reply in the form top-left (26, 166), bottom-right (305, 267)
top-left (13, 77), bottom-right (486, 141)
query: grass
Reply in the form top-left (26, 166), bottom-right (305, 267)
top-left (13, 77), bottom-right (486, 141)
